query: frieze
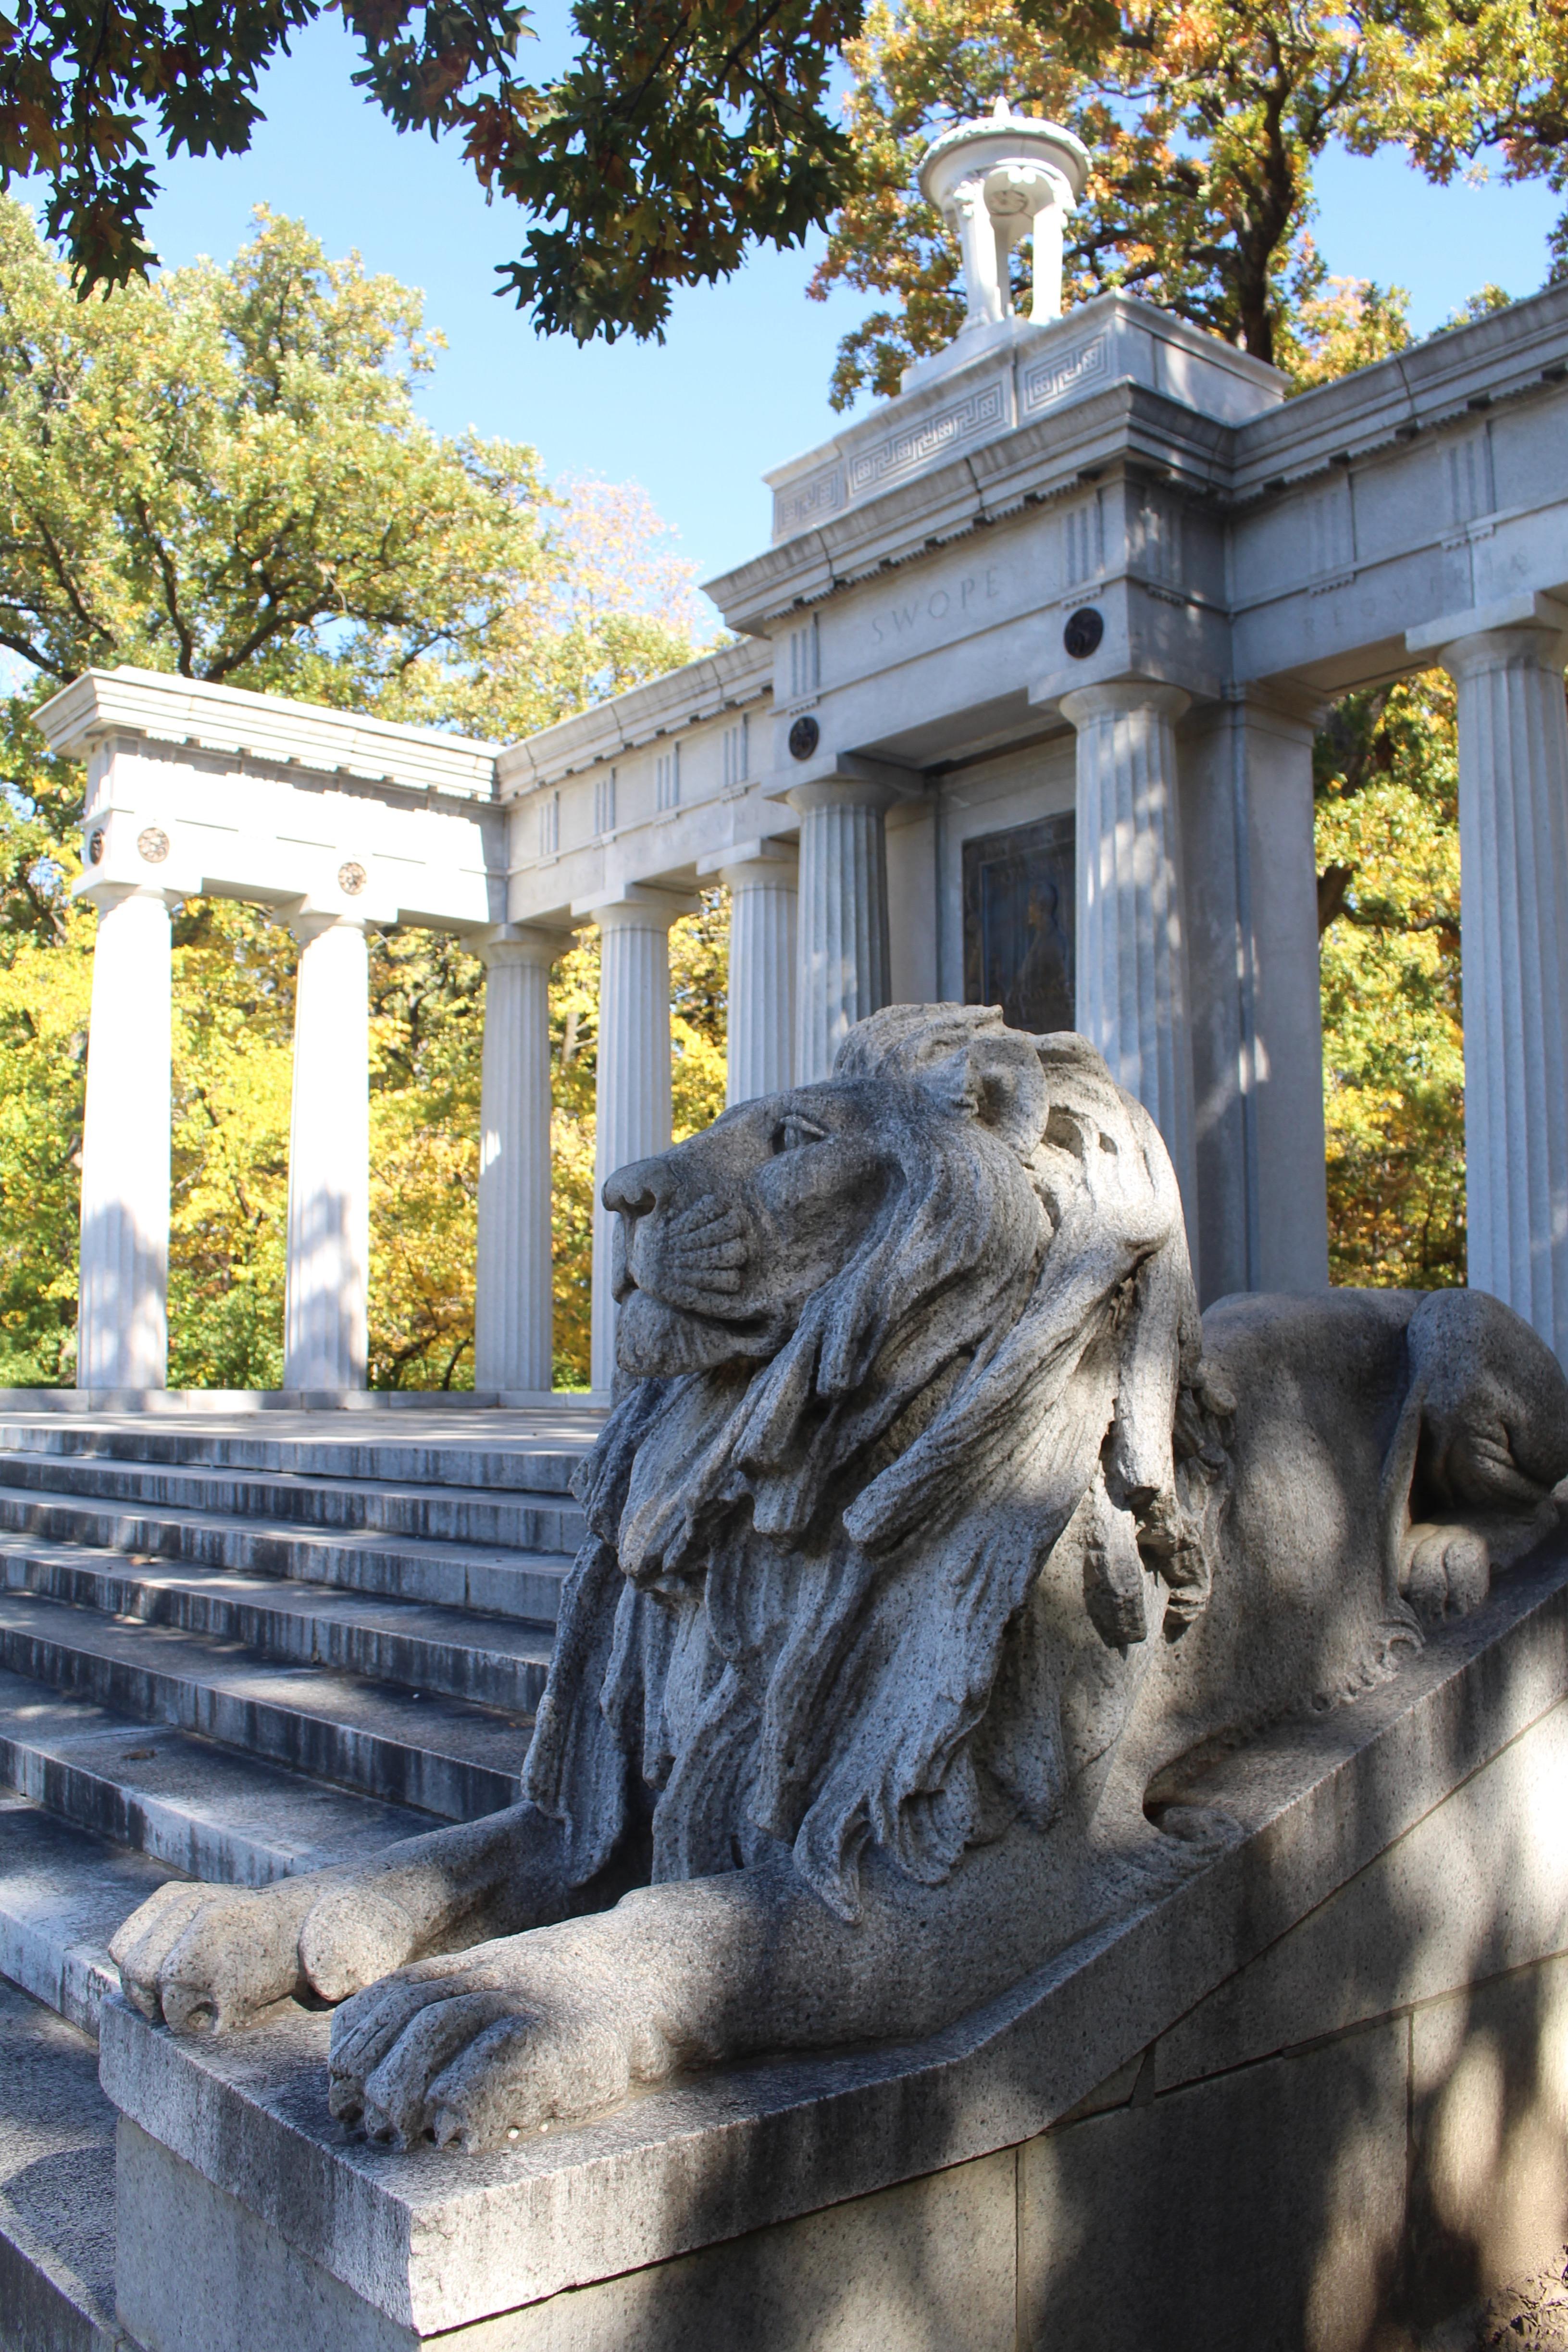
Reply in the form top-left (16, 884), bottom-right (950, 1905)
top-left (868, 562), bottom-right (1004, 647)
top-left (1021, 332), bottom-right (1110, 416)
top-left (772, 465), bottom-right (846, 540)
top-left (846, 379), bottom-right (1009, 498)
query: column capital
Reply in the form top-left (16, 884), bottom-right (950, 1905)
top-left (1407, 590), bottom-right (1568, 675)
top-left (1059, 679), bottom-right (1192, 728)
top-left (699, 838), bottom-right (799, 891)
top-left (74, 877), bottom-right (179, 916)
top-left (471, 922), bottom-right (571, 971)
top-left (1219, 678), bottom-right (1334, 735)
top-left (286, 904), bottom-right (371, 948)
top-left (572, 884), bottom-right (701, 932)
top-left (763, 751), bottom-right (918, 818)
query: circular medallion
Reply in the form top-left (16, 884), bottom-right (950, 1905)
top-left (337, 860), bottom-right (367, 897)
top-left (788, 714), bottom-right (821, 761)
top-left (87, 829), bottom-right (105, 865)
top-left (137, 826), bottom-right (170, 865)
top-left (1063, 606), bottom-right (1105, 660)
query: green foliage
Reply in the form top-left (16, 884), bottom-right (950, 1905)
top-left (168, 899), bottom-right (293, 1389)
top-left (0, 908), bottom-right (89, 1382)
top-left (1315, 678), bottom-right (1466, 1289)
top-left (5, 0), bottom-right (1567, 346)
top-left (809, 0), bottom-right (1561, 406)
top-left (0, 0), bottom-right (864, 342)
top-left (0, 201), bottom-right (707, 1387)
top-left (810, 0), bottom-right (1398, 401)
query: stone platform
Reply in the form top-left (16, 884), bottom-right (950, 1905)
top-left (96, 1535), bottom-right (1568, 2351)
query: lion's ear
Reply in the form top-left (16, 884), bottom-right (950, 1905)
top-left (915, 1033), bottom-right (1049, 1157)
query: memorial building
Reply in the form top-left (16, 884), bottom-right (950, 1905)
top-left (37, 101), bottom-right (1568, 1401)
top-left (4, 104), bottom-right (1568, 2352)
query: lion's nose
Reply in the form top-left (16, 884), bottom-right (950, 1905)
top-left (602, 1158), bottom-right (669, 1219)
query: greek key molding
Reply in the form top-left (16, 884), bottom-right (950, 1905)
top-left (1022, 334), bottom-right (1110, 416)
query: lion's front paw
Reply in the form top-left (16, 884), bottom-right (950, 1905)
top-left (327, 1936), bottom-right (663, 2151)
top-left (1401, 1522), bottom-right (1492, 1623)
top-left (109, 1879), bottom-right (314, 2034)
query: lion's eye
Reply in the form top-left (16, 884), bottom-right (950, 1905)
top-left (772, 1115), bottom-right (827, 1154)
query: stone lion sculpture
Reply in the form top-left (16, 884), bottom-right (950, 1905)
top-left (112, 1004), bottom-right (1568, 2153)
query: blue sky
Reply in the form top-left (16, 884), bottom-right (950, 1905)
top-left (41, 14), bottom-right (1565, 598)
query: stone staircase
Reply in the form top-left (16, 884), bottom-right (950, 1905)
top-left (0, 1405), bottom-right (599, 2352)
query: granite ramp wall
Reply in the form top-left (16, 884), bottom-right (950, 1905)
top-left (102, 1542), bottom-right (1568, 2352)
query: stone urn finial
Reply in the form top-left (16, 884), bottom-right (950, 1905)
top-left (918, 101), bottom-right (1090, 339)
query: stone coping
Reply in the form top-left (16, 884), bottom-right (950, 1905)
top-left (99, 1537), bottom-right (1568, 2340)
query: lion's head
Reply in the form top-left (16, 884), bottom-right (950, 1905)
top-left (526, 1006), bottom-right (1230, 1918)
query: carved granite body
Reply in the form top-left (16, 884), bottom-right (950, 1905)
top-left (111, 1006), bottom-right (1568, 2153)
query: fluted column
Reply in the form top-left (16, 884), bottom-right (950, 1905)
top-left (1060, 680), bottom-right (1197, 1220)
top-left (720, 852), bottom-right (797, 1103)
top-left (585, 893), bottom-right (685, 1393)
top-left (76, 883), bottom-right (174, 1390)
top-left (284, 914), bottom-right (370, 1392)
top-left (786, 779), bottom-right (894, 1083)
top-left (1436, 618), bottom-right (1568, 1360)
top-left (474, 929), bottom-right (559, 1394)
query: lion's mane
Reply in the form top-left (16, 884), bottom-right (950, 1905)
top-left (526, 1007), bottom-right (1227, 1919)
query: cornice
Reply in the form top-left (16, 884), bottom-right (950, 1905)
top-left (494, 635), bottom-right (773, 799)
top-left (33, 666), bottom-right (500, 801)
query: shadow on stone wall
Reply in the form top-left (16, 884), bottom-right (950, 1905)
top-left (566, 1581), bottom-right (1568, 2352)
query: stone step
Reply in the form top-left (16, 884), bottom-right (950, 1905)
top-left (0, 1491), bottom-right (573, 1624)
top-left (0, 1665), bottom-right (439, 1887)
top-left (0, 1974), bottom-right (122, 2350)
top-left (0, 1451), bottom-right (587, 1556)
top-left (0, 1412), bottom-right (597, 1495)
top-left (0, 1794), bottom-right (172, 2039)
top-left (0, 1595), bottom-right (528, 1820)
top-left (0, 1543), bottom-right (557, 1715)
